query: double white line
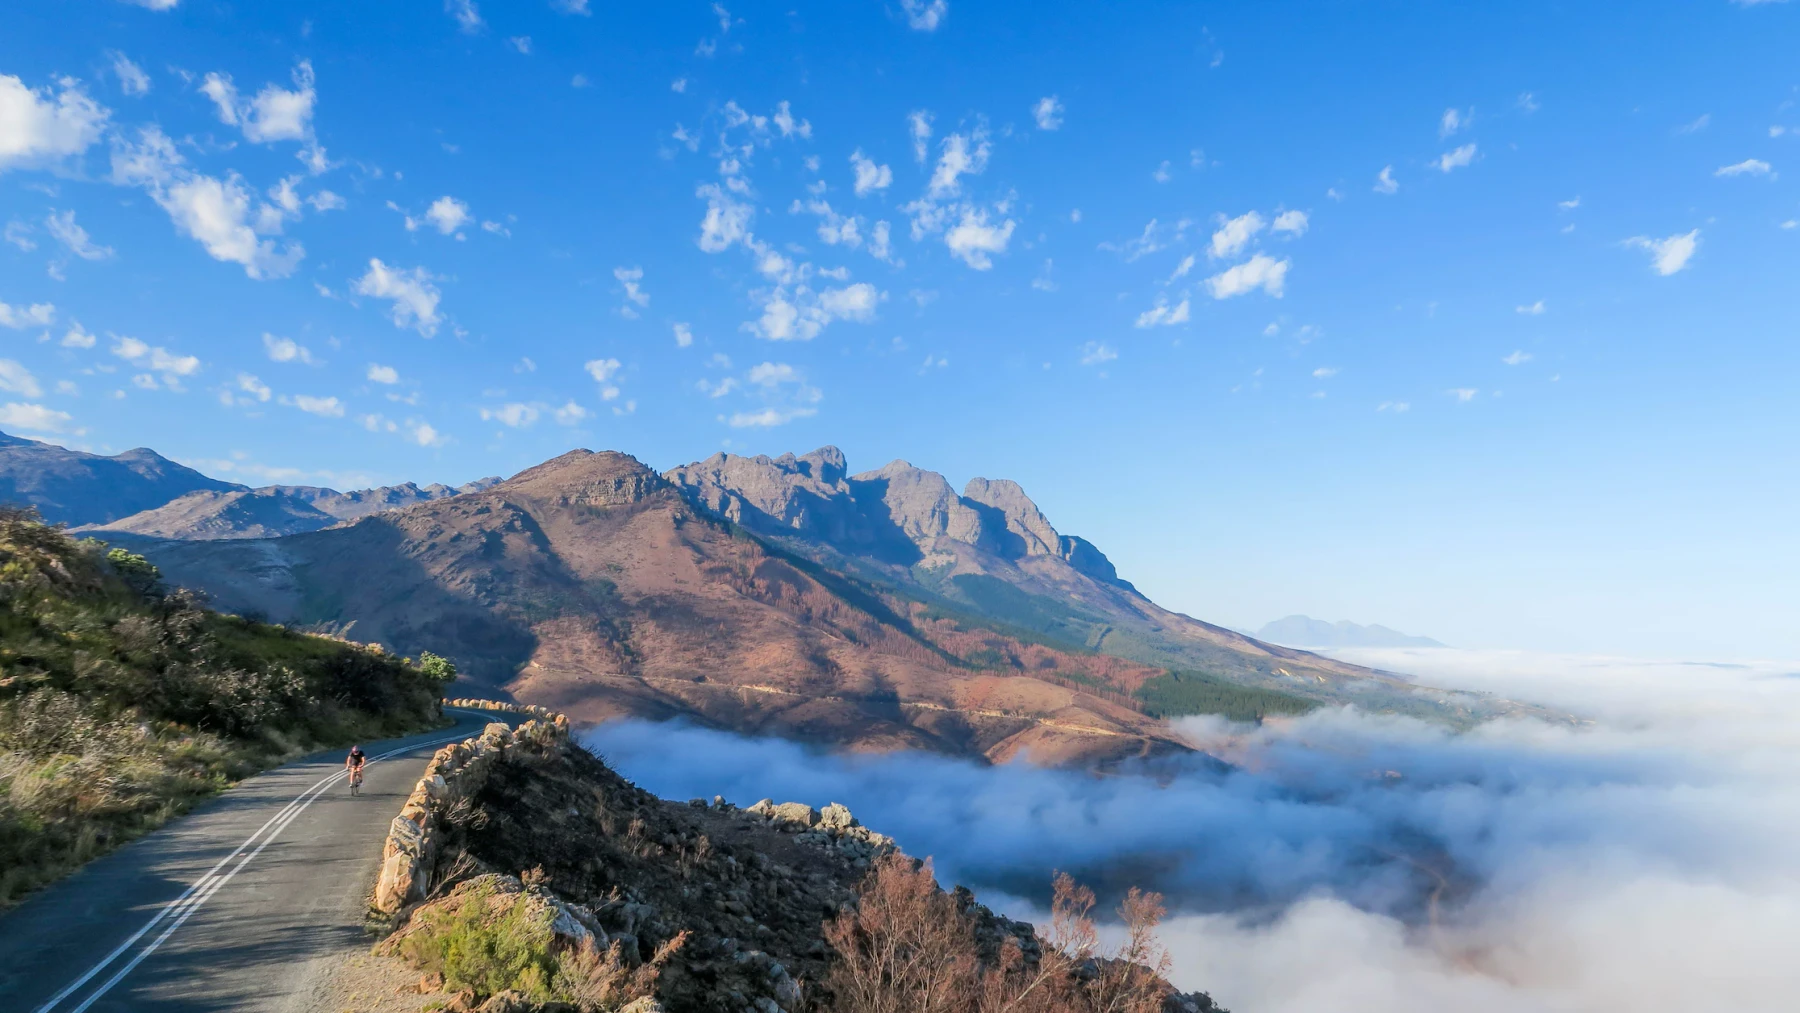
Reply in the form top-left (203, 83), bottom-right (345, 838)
top-left (33, 729), bottom-right (471, 1013)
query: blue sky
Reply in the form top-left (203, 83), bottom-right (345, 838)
top-left (3, 0), bottom-right (1799, 658)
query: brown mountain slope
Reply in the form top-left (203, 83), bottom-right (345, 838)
top-left (665, 447), bottom-right (1530, 725)
top-left (125, 450), bottom-right (1191, 766)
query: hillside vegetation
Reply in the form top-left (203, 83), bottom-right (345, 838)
top-left (0, 509), bottom-right (450, 907)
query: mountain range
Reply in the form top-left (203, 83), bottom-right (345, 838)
top-left (1255, 615), bottom-right (1448, 649)
top-left (0, 430), bottom-right (496, 535)
top-left (3, 432), bottom-right (1549, 763)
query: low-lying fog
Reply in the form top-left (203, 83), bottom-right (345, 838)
top-left (584, 649), bottom-right (1800, 1012)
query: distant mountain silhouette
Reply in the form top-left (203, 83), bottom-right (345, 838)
top-left (1255, 615), bottom-right (1446, 648)
top-left (0, 431), bottom-right (240, 526)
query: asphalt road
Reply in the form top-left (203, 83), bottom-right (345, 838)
top-left (0, 708), bottom-right (518, 1013)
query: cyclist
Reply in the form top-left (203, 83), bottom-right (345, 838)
top-left (346, 745), bottom-right (367, 796)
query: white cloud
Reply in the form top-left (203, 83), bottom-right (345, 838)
top-left (673, 322), bottom-right (695, 348)
top-left (696, 182), bottom-right (754, 252)
top-left (944, 207), bottom-right (1015, 269)
top-left (61, 323), bottom-right (95, 348)
top-left (0, 300), bottom-right (55, 329)
top-left (366, 363), bottom-right (400, 384)
top-left (749, 283), bottom-right (880, 341)
top-left (1272, 210), bottom-right (1309, 236)
top-left (928, 128), bottom-right (991, 198)
top-left (908, 110), bottom-right (933, 164)
top-left (1168, 254), bottom-right (1196, 283)
top-left (263, 332), bottom-right (317, 365)
top-left (235, 372), bottom-right (271, 402)
top-left (1676, 113), bottom-right (1710, 134)
top-left (0, 360), bottom-right (42, 397)
top-left (0, 402), bottom-right (73, 433)
top-left (727, 406), bottom-right (816, 428)
top-left (1439, 107), bottom-right (1470, 137)
top-left (354, 259), bottom-right (443, 335)
top-left (1503, 350), bottom-right (1533, 365)
top-left (1376, 400), bottom-right (1410, 412)
top-left (1516, 300), bottom-right (1546, 315)
top-left (1079, 341), bottom-right (1117, 366)
top-left (1374, 165), bottom-right (1398, 194)
top-left (481, 402), bottom-right (539, 428)
top-left (553, 401), bottom-right (588, 425)
top-left (1716, 159), bottom-right (1775, 178)
top-left (508, 36), bottom-right (532, 54)
top-left (772, 101), bottom-right (812, 139)
top-left (851, 150), bottom-right (893, 196)
top-left (1517, 91), bottom-right (1540, 113)
top-left (1032, 95), bottom-right (1064, 131)
top-left (446, 0), bottom-right (483, 34)
top-left (409, 420), bottom-right (445, 446)
top-left (0, 75), bottom-right (109, 172)
top-left (4, 221), bottom-right (33, 251)
top-left (411, 196), bottom-right (472, 235)
top-left (287, 394), bottom-right (344, 417)
top-left (163, 172), bottom-right (304, 278)
top-left (111, 335), bottom-right (200, 385)
top-left (1205, 253), bottom-right (1290, 299)
top-left (1435, 143), bottom-right (1478, 172)
top-left (614, 265), bottom-right (650, 316)
top-left (1626, 229), bottom-right (1699, 276)
top-left (1099, 217), bottom-right (1192, 262)
top-left (110, 52), bottom-right (150, 95)
top-left (899, 0), bottom-right (948, 31)
top-left (551, 0), bottom-right (589, 13)
top-left (1135, 297), bottom-right (1190, 328)
top-left (1449, 387), bottom-right (1478, 402)
top-left (747, 361), bottom-right (798, 386)
top-left (869, 220), bottom-right (895, 262)
top-left (585, 358), bottom-right (622, 384)
top-left (202, 62), bottom-right (316, 144)
top-left (1312, 366), bottom-right (1338, 378)
top-left (1152, 160), bottom-right (1172, 183)
top-left (1210, 211), bottom-right (1266, 259)
top-left (1559, 196), bottom-right (1581, 210)
top-left (671, 77), bottom-right (688, 93)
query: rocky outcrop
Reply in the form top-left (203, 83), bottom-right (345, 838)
top-left (373, 703), bottom-right (572, 916)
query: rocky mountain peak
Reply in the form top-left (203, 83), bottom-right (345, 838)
top-left (500, 449), bottom-right (669, 507)
top-left (962, 477), bottom-right (1062, 558)
top-left (851, 459), bottom-right (985, 547)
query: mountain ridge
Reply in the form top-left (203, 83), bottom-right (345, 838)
top-left (1256, 615), bottom-right (1447, 649)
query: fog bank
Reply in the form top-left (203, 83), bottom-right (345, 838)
top-left (583, 650), bottom-right (1800, 1011)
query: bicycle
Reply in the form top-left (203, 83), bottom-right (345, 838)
top-left (349, 766), bottom-right (365, 796)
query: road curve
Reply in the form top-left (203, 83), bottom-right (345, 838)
top-left (0, 708), bottom-right (519, 1012)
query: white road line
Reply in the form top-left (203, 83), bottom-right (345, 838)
top-left (35, 726), bottom-right (475, 1013)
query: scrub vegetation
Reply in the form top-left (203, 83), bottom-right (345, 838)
top-left (0, 508), bottom-right (450, 908)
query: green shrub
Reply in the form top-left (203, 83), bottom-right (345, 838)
top-left (0, 508), bottom-right (449, 907)
top-left (398, 882), bottom-right (559, 999)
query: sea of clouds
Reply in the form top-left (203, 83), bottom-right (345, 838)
top-left (583, 648), bottom-right (1800, 1012)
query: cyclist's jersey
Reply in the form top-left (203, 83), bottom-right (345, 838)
top-left (347, 750), bottom-right (366, 768)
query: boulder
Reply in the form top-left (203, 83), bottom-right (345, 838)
top-left (767, 803), bottom-right (818, 829)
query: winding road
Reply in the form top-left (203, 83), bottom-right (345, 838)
top-left (0, 708), bottom-right (516, 1012)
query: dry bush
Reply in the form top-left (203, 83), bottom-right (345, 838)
top-left (553, 929), bottom-right (688, 1013)
top-left (824, 855), bottom-right (978, 1013)
top-left (824, 855), bottom-right (1179, 1013)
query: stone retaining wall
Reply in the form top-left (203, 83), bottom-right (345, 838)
top-left (372, 700), bottom-right (572, 915)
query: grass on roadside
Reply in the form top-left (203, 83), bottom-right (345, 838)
top-left (0, 508), bottom-right (454, 909)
